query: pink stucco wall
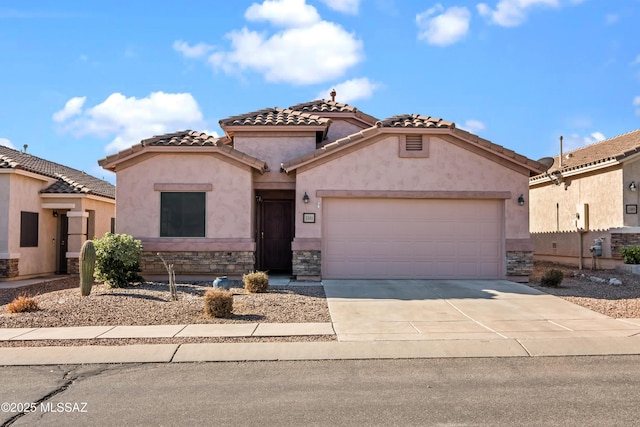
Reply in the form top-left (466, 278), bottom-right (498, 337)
top-left (115, 153), bottom-right (253, 239)
top-left (234, 134), bottom-right (316, 186)
top-left (295, 135), bottom-right (530, 241)
top-left (325, 120), bottom-right (368, 143)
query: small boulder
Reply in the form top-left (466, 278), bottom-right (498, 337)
top-left (609, 278), bottom-right (623, 286)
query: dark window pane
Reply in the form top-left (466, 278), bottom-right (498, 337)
top-left (160, 192), bottom-right (205, 237)
top-left (20, 211), bottom-right (39, 247)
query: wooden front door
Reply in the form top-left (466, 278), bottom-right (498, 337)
top-left (57, 213), bottom-right (68, 274)
top-left (256, 197), bottom-right (294, 273)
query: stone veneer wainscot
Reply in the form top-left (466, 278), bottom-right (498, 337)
top-left (0, 258), bottom-right (19, 278)
top-left (141, 251), bottom-right (254, 276)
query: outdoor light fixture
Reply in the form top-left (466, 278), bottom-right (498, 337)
top-left (630, 181), bottom-right (637, 192)
top-left (52, 210), bottom-right (59, 218)
top-left (517, 194), bottom-right (525, 206)
top-left (302, 192), bottom-right (310, 204)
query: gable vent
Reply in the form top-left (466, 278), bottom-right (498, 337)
top-left (405, 135), bottom-right (423, 151)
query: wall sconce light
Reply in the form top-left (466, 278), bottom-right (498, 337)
top-left (630, 181), bottom-right (637, 192)
top-left (517, 194), bottom-right (525, 206)
top-left (52, 210), bottom-right (59, 218)
top-left (302, 192), bottom-right (310, 204)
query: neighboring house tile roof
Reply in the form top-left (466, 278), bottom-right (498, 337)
top-left (555, 129), bottom-right (640, 171)
top-left (219, 107), bottom-right (330, 127)
top-left (98, 130), bottom-right (267, 174)
top-left (0, 145), bottom-right (115, 199)
top-left (379, 114), bottom-right (455, 129)
top-left (530, 129), bottom-right (640, 183)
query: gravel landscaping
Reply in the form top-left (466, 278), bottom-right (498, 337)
top-left (2, 261), bottom-right (640, 347)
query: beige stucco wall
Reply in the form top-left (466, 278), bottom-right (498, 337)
top-left (115, 153), bottom-right (253, 239)
top-left (530, 165), bottom-right (623, 233)
top-left (295, 134), bottom-right (530, 240)
top-left (0, 174), bottom-right (10, 254)
top-left (234, 134), bottom-right (316, 186)
top-left (325, 120), bottom-right (368, 143)
top-left (80, 197), bottom-right (115, 240)
top-left (623, 159), bottom-right (640, 227)
top-left (7, 173), bottom-right (58, 276)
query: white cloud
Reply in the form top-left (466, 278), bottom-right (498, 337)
top-left (319, 0), bottom-right (360, 15)
top-left (245, 0), bottom-right (320, 27)
top-left (477, 0), bottom-right (559, 27)
top-left (177, 0), bottom-right (364, 85)
top-left (460, 119), bottom-right (486, 134)
top-left (56, 92), bottom-right (205, 153)
top-left (316, 77), bottom-right (380, 103)
top-left (0, 138), bottom-right (15, 149)
top-left (209, 21), bottom-right (363, 85)
top-left (605, 13), bottom-right (619, 25)
top-left (173, 40), bottom-right (214, 59)
top-left (634, 96), bottom-right (640, 115)
top-left (416, 4), bottom-right (471, 46)
top-left (52, 96), bottom-right (86, 123)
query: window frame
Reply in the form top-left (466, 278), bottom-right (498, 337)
top-left (160, 192), bottom-right (206, 238)
top-left (20, 211), bottom-right (39, 247)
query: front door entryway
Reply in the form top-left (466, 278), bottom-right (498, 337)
top-left (255, 191), bottom-right (294, 273)
top-left (57, 213), bottom-right (68, 274)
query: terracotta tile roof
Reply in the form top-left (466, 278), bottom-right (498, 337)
top-left (141, 130), bottom-right (229, 147)
top-left (288, 99), bottom-right (360, 114)
top-left (98, 130), bottom-right (267, 174)
top-left (549, 129), bottom-right (640, 172)
top-left (219, 107), bottom-right (330, 127)
top-left (378, 114), bottom-right (455, 129)
top-left (288, 99), bottom-right (379, 126)
top-left (0, 145), bottom-right (115, 199)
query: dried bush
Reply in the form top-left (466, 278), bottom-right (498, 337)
top-left (203, 289), bottom-right (233, 318)
top-left (6, 296), bottom-right (39, 313)
top-left (540, 269), bottom-right (564, 287)
top-left (243, 271), bottom-right (269, 293)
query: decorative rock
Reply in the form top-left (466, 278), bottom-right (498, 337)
top-left (609, 278), bottom-right (623, 286)
top-left (589, 276), bottom-right (606, 283)
top-left (212, 276), bottom-right (230, 290)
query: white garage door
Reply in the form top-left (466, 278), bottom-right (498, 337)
top-left (323, 198), bottom-right (503, 279)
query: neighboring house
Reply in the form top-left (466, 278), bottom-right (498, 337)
top-left (530, 129), bottom-right (640, 269)
top-left (0, 146), bottom-right (115, 280)
top-left (99, 98), bottom-right (544, 280)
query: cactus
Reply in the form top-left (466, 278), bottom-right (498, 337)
top-left (79, 240), bottom-right (96, 296)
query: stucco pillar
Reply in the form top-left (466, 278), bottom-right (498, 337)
top-left (66, 210), bottom-right (88, 274)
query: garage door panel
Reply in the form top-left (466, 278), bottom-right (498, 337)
top-left (323, 198), bottom-right (503, 279)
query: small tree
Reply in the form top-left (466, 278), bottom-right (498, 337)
top-left (94, 233), bottom-right (143, 287)
top-left (621, 245), bottom-right (640, 264)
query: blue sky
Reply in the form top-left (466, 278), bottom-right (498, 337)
top-left (1, 0), bottom-right (639, 184)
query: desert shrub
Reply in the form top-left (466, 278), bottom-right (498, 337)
top-left (620, 245), bottom-right (640, 264)
top-left (94, 233), bottom-right (143, 287)
top-left (540, 269), bottom-right (564, 287)
top-left (6, 296), bottom-right (39, 313)
top-left (203, 289), bottom-right (233, 318)
top-left (243, 271), bottom-right (269, 293)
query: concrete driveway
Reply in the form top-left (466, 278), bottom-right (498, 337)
top-left (323, 280), bottom-right (640, 342)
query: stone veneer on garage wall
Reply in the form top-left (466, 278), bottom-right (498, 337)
top-left (292, 250), bottom-right (321, 277)
top-left (0, 258), bottom-right (19, 278)
top-left (506, 251), bottom-right (533, 276)
top-left (141, 251), bottom-right (254, 276)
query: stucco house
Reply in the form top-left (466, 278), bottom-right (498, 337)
top-left (98, 98), bottom-right (544, 280)
top-left (0, 145), bottom-right (115, 279)
top-left (530, 129), bottom-right (640, 268)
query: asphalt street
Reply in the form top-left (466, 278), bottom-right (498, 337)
top-left (2, 356), bottom-right (640, 426)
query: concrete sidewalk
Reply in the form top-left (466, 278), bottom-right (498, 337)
top-left (2, 279), bottom-right (640, 365)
